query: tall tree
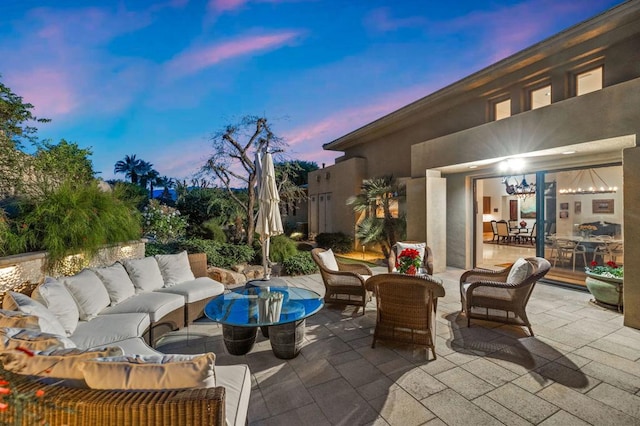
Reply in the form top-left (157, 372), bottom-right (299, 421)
top-left (137, 161), bottom-right (160, 198)
top-left (201, 116), bottom-right (286, 245)
top-left (114, 154), bottom-right (142, 184)
top-left (347, 175), bottom-right (406, 259)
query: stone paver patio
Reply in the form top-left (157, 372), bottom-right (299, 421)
top-left (157, 267), bottom-right (640, 425)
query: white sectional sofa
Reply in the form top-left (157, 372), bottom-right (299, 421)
top-left (0, 251), bottom-right (251, 426)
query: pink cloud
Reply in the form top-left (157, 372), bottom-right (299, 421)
top-left (364, 7), bottom-right (427, 32)
top-left (7, 68), bottom-right (77, 117)
top-left (208, 0), bottom-right (248, 12)
top-left (165, 31), bottom-right (300, 79)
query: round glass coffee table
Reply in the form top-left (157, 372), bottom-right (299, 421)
top-left (205, 286), bottom-right (323, 359)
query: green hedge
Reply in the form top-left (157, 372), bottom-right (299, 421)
top-left (146, 238), bottom-right (254, 269)
top-left (282, 252), bottom-right (318, 276)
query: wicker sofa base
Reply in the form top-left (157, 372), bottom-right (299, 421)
top-left (2, 382), bottom-right (226, 426)
top-left (148, 306), bottom-right (186, 346)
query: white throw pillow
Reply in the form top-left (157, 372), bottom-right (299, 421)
top-left (317, 249), bottom-right (339, 271)
top-left (3, 292), bottom-right (68, 336)
top-left (506, 258), bottom-right (532, 283)
top-left (0, 327), bottom-right (76, 352)
top-left (155, 251), bottom-right (195, 287)
top-left (121, 257), bottom-right (165, 293)
top-left (31, 277), bottom-right (80, 336)
top-left (62, 269), bottom-right (111, 321)
top-left (91, 263), bottom-right (136, 305)
top-left (81, 353), bottom-right (216, 390)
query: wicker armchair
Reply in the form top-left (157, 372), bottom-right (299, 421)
top-left (2, 381), bottom-right (225, 426)
top-left (367, 273), bottom-right (445, 359)
top-left (459, 257), bottom-right (551, 336)
top-left (311, 248), bottom-right (372, 314)
top-left (387, 242), bottom-right (434, 275)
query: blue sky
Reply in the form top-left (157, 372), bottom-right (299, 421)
top-left (0, 0), bottom-right (624, 182)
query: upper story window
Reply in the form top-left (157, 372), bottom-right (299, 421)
top-left (530, 85), bottom-right (551, 110)
top-left (494, 99), bottom-right (511, 120)
top-left (576, 66), bottom-right (603, 96)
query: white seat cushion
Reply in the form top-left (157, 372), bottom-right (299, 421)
top-left (155, 251), bottom-right (195, 287)
top-left (154, 277), bottom-right (225, 303)
top-left (122, 257), bottom-right (165, 293)
top-left (70, 313), bottom-right (150, 349)
top-left (99, 292), bottom-right (184, 323)
top-left (62, 269), bottom-right (111, 321)
top-left (3, 291), bottom-right (68, 336)
top-left (317, 249), bottom-right (339, 271)
top-left (91, 263), bottom-right (136, 306)
top-left (216, 364), bottom-right (251, 426)
top-left (101, 337), bottom-right (163, 356)
top-left (32, 277), bottom-right (80, 336)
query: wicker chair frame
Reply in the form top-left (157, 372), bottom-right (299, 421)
top-left (367, 273), bottom-right (445, 359)
top-left (459, 257), bottom-right (551, 336)
top-left (387, 242), bottom-right (434, 275)
top-left (311, 248), bottom-right (372, 315)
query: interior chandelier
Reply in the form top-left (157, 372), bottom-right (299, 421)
top-left (558, 168), bottom-right (617, 194)
top-left (502, 175), bottom-right (536, 199)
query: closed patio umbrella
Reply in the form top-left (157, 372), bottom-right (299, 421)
top-left (255, 151), bottom-right (283, 280)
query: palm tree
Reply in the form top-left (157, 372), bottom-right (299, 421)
top-left (347, 175), bottom-right (406, 259)
top-left (114, 154), bottom-right (142, 184)
top-left (137, 161), bottom-right (160, 198)
top-left (158, 176), bottom-right (175, 203)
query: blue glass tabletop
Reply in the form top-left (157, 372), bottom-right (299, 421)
top-left (204, 286), bottom-right (324, 327)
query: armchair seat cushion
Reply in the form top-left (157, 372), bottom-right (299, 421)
top-left (99, 292), bottom-right (184, 323)
top-left (462, 283), bottom-right (514, 301)
top-left (216, 364), bottom-right (251, 426)
top-left (70, 313), bottom-right (150, 349)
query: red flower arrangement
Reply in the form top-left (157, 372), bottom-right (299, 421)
top-left (395, 248), bottom-right (422, 275)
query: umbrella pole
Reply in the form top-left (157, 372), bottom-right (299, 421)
top-left (262, 237), bottom-right (270, 280)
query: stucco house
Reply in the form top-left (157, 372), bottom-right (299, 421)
top-left (308, 1), bottom-right (640, 328)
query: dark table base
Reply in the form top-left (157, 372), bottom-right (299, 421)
top-left (221, 319), bottom-right (306, 358)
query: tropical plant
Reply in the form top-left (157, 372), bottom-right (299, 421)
top-left (114, 154), bottom-right (143, 185)
top-left (141, 199), bottom-right (187, 243)
top-left (347, 175), bottom-right (406, 259)
top-left (268, 235), bottom-right (298, 263)
top-left (111, 181), bottom-right (150, 211)
top-left (315, 232), bottom-right (353, 254)
top-left (18, 183), bottom-right (141, 266)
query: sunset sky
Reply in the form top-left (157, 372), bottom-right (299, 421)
top-left (0, 0), bottom-right (624, 182)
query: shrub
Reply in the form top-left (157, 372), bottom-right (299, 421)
top-left (268, 235), bottom-right (298, 263)
top-left (199, 219), bottom-right (227, 243)
top-left (315, 232), bottom-right (353, 254)
top-left (282, 252), bottom-right (317, 276)
top-left (142, 199), bottom-right (187, 243)
top-left (19, 183), bottom-right (141, 264)
top-left (145, 238), bottom-right (254, 269)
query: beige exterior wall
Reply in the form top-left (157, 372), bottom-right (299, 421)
top-left (623, 147), bottom-right (640, 329)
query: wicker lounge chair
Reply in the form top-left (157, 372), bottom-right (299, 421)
top-left (459, 257), bottom-right (551, 336)
top-left (311, 248), bottom-right (372, 315)
top-left (387, 242), bottom-right (434, 275)
top-left (367, 273), bottom-right (445, 359)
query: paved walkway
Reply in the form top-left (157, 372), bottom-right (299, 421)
top-left (156, 267), bottom-right (640, 426)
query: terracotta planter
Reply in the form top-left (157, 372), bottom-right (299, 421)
top-left (585, 272), bottom-right (623, 311)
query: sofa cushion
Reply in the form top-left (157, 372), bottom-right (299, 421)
top-left (81, 353), bottom-right (216, 390)
top-left (62, 269), bottom-right (111, 321)
top-left (100, 337), bottom-right (163, 356)
top-left (2, 291), bottom-right (68, 336)
top-left (0, 346), bottom-right (123, 380)
top-left (32, 277), bottom-right (80, 336)
top-left (155, 251), bottom-right (195, 287)
top-left (216, 364), bottom-right (251, 426)
top-left (154, 277), bottom-right (225, 303)
top-left (70, 313), bottom-right (150, 349)
top-left (99, 292), bottom-right (184, 323)
top-left (0, 327), bottom-right (76, 352)
top-left (91, 263), bottom-right (136, 306)
top-left (0, 309), bottom-right (40, 330)
top-left (122, 257), bottom-right (165, 293)
top-left (317, 249), bottom-right (339, 271)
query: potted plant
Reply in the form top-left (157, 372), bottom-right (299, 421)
top-left (395, 248), bottom-right (422, 275)
top-left (585, 260), bottom-right (623, 311)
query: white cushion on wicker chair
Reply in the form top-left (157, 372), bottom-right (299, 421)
top-left (507, 258), bottom-right (532, 283)
top-left (62, 269), bottom-right (111, 321)
top-left (317, 249), bottom-right (339, 271)
top-left (155, 277), bottom-right (224, 303)
top-left (155, 251), bottom-right (195, 287)
top-left (122, 257), bottom-right (165, 293)
top-left (396, 242), bottom-right (426, 261)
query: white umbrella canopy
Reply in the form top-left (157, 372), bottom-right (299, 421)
top-left (255, 152), bottom-right (284, 279)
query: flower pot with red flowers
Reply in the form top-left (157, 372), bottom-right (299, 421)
top-left (585, 260), bottom-right (623, 311)
top-left (395, 248), bottom-right (422, 275)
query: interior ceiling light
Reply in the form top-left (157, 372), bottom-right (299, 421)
top-left (558, 168), bottom-right (617, 194)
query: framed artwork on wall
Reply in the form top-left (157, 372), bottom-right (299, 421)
top-left (559, 210), bottom-right (569, 219)
top-left (574, 201), bottom-right (582, 214)
top-left (592, 199), bottom-right (614, 214)
top-left (560, 202), bottom-right (569, 210)
top-left (520, 197), bottom-right (536, 218)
